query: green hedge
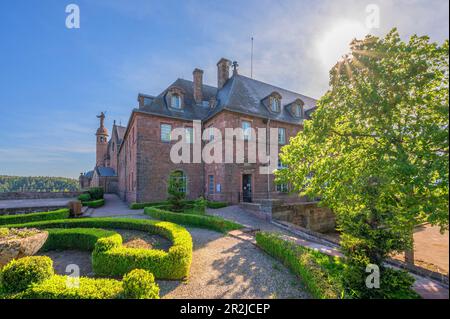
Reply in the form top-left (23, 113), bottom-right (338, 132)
top-left (3, 218), bottom-right (193, 280)
top-left (0, 256), bottom-right (159, 299)
top-left (145, 207), bottom-right (243, 233)
top-left (0, 256), bottom-right (54, 294)
top-left (87, 187), bottom-right (104, 200)
top-left (129, 201), bottom-right (169, 210)
top-left (41, 228), bottom-right (117, 251)
top-left (82, 199), bottom-right (105, 208)
top-left (206, 201), bottom-right (228, 209)
top-left (77, 193), bottom-right (91, 202)
top-left (0, 209), bottom-right (70, 226)
top-left (256, 232), bottom-right (346, 299)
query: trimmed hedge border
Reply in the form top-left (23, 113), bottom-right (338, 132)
top-left (0, 256), bottom-right (160, 299)
top-left (131, 200), bottom-right (228, 210)
top-left (206, 201), bottom-right (228, 209)
top-left (0, 209), bottom-right (70, 226)
top-left (41, 228), bottom-right (117, 251)
top-left (3, 218), bottom-right (193, 280)
top-left (145, 207), bottom-right (242, 233)
top-left (256, 232), bottom-right (346, 299)
top-left (82, 199), bottom-right (105, 208)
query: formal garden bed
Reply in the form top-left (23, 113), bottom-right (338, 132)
top-left (0, 208), bottom-right (193, 299)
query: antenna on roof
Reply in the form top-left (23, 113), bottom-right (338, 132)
top-left (251, 37), bottom-right (254, 79)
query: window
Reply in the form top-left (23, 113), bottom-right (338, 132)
top-left (185, 127), bottom-right (193, 144)
top-left (169, 171), bottom-right (186, 194)
top-left (161, 124), bottom-right (172, 142)
top-left (242, 121), bottom-right (252, 140)
top-left (271, 97), bottom-right (280, 112)
top-left (171, 94), bottom-right (182, 109)
top-left (278, 158), bottom-right (288, 169)
top-left (278, 128), bottom-right (286, 144)
top-left (276, 183), bottom-right (289, 193)
top-left (208, 126), bottom-right (215, 141)
top-left (293, 104), bottom-right (303, 118)
top-left (208, 175), bottom-right (214, 193)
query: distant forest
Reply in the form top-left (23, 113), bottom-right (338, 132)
top-left (0, 175), bottom-right (80, 192)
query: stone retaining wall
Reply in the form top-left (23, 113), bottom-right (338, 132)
top-left (240, 199), bottom-right (336, 233)
top-left (0, 191), bottom-right (82, 201)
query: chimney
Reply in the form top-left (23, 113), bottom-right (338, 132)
top-left (232, 61), bottom-right (239, 76)
top-left (193, 68), bottom-right (203, 104)
top-left (217, 58), bottom-right (231, 89)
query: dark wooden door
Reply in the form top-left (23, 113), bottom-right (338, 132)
top-left (242, 174), bottom-right (252, 203)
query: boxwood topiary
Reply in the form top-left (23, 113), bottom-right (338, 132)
top-left (122, 269), bottom-right (159, 299)
top-left (77, 193), bottom-right (91, 202)
top-left (0, 256), bottom-right (54, 293)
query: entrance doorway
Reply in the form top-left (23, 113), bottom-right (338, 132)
top-left (242, 174), bottom-right (252, 203)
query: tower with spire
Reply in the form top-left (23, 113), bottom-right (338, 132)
top-left (96, 112), bottom-right (108, 166)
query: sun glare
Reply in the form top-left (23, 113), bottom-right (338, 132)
top-left (317, 20), bottom-right (369, 71)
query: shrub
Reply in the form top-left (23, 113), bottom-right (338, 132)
top-left (41, 228), bottom-right (117, 251)
top-left (256, 232), bottom-right (345, 299)
top-left (145, 207), bottom-right (243, 233)
top-left (0, 256), bottom-right (54, 293)
top-left (122, 269), bottom-right (160, 299)
top-left (3, 218), bottom-right (193, 280)
top-left (87, 187), bottom-right (104, 200)
top-left (0, 209), bottom-right (70, 226)
top-left (4, 269), bottom-right (160, 299)
top-left (206, 201), bottom-right (228, 209)
top-left (82, 199), bottom-right (105, 208)
top-left (167, 171), bottom-right (186, 211)
top-left (77, 193), bottom-right (91, 202)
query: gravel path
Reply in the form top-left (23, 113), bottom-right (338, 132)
top-left (157, 226), bottom-right (309, 299)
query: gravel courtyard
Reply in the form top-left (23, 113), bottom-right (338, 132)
top-left (157, 227), bottom-right (309, 299)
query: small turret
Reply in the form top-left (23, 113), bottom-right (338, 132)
top-left (96, 112), bottom-right (108, 166)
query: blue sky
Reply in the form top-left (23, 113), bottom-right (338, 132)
top-left (0, 0), bottom-right (448, 179)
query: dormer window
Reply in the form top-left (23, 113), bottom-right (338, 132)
top-left (271, 97), bottom-right (280, 112)
top-left (167, 86), bottom-right (185, 110)
top-left (289, 99), bottom-right (304, 119)
top-left (293, 104), bottom-right (303, 118)
top-left (171, 94), bottom-right (182, 109)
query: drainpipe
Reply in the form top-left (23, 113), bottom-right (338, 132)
top-left (266, 118), bottom-right (271, 200)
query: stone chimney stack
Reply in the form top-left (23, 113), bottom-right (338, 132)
top-left (217, 58), bottom-right (231, 89)
top-left (193, 68), bottom-right (203, 104)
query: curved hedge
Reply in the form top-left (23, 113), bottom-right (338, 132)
top-left (82, 199), bottom-right (105, 208)
top-left (3, 218), bottom-right (193, 280)
top-left (144, 207), bottom-right (242, 233)
top-left (0, 257), bottom-right (159, 299)
top-left (41, 228), bottom-right (117, 251)
top-left (256, 232), bottom-right (345, 299)
top-left (0, 209), bottom-right (70, 226)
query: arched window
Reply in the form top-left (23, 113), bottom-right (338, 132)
top-left (169, 170), bottom-right (187, 194)
top-left (293, 104), bottom-right (303, 118)
top-left (171, 94), bottom-right (182, 109)
top-left (271, 97), bottom-right (280, 112)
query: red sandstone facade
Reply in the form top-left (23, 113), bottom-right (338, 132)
top-left (82, 58), bottom-right (317, 205)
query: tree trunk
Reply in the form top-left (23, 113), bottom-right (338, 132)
top-left (404, 231), bottom-right (415, 266)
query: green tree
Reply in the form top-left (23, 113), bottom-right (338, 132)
top-left (276, 29), bottom-right (448, 298)
top-left (167, 171), bottom-right (186, 211)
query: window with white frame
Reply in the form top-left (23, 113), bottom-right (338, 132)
top-left (242, 121), bottom-right (252, 140)
top-left (208, 175), bottom-right (214, 193)
top-left (170, 170), bottom-right (187, 193)
top-left (185, 127), bottom-right (193, 144)
top-left (171, 94), bottom-right (182, 109)
top-left (161, 124), bottom-right (172, 142)
top-left (293, 104), bottom-right (303, 118)
top-left (276, 183), bottom-right (289, 193)
top-left (277, 158), bottom-right (288, 169)
top-left (208, 126), bottom-right (215, 141)
top-left (271, 97), bottom-right (280, 112)
top-left (278, 128), bottom-right (286, 144)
